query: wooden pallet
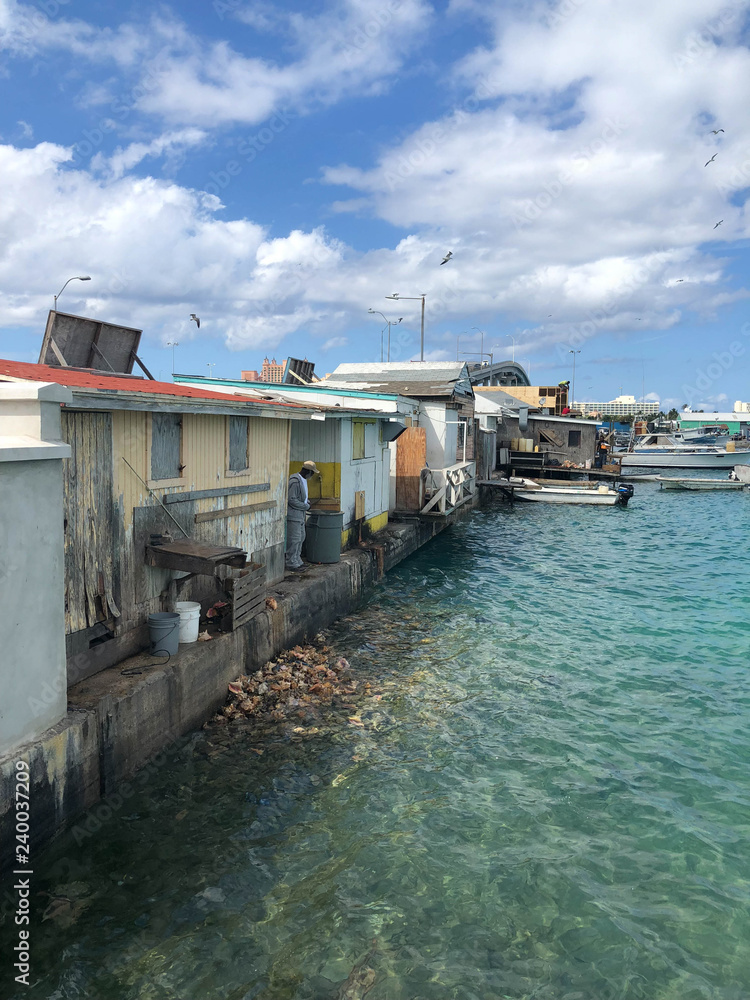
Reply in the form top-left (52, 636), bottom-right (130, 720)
top-left (221, 562), bottom-right (266, 630)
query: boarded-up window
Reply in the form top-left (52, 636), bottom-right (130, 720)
top-left (352, 420), bottom-right (366, 460)
top-left (228, 415), bottom-right (249, 472)
top-left (151, 412), bottom-right (182, 479)
top-left (568, 429), bottom-right (581, 447)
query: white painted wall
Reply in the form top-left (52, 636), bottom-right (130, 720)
top-left (0, 383), bottom-right (72, 756)
top-left (339, 419), bottom-right (390, 527)
top-left (420, 402), bottom-right (459, 468)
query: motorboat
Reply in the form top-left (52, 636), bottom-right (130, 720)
top-left (509, 478), bottom-right (634, 506)
top-left (657, 476), bottom-right (746, 491)
top-left (614, 434), bottom-right (750, 469)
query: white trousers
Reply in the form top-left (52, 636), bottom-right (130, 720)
top-left (285, 517), bottom-right (306, 568)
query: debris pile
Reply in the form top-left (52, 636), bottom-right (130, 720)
top-left (213, 637), bottom-right (370, 725)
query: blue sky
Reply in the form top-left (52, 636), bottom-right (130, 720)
top-left (1, 0), bottom-right (750, 409)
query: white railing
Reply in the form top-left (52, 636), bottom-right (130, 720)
top-left (420, 461), bottom-right (476, 515)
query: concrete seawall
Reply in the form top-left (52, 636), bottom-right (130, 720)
top-left (0, 516), bottom-right (453, 866)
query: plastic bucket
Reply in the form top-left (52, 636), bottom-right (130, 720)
top-left (148, 612), bottom-right (180, 656)
top-left (304, 510), bottom-right (344, 564)
top-left (175, 601), bottom-right (201, 644)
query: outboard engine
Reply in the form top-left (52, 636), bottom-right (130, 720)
top-left (615, 483), bottom-right (634, 506)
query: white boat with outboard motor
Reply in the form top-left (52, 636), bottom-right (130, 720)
top-left (615, 433), bottom-right (750, 469)
top-left (506, 478), bottom-right (634, 506)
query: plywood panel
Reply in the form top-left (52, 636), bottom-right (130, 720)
top-left (396, 427), bottom-right (426, 510)
top-left (61, 410), bottom-right (119, 634)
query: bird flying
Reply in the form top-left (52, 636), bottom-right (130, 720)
top-left (705, 154), bottom-right (718, 166)
top-left (440, 251), bottom-right (453, 265)
top-left (709, 129), bottom-right (725, 134)
top-left (190, 314), bottom-right (201, 328)
top-left (676, 278), bottom-right (684, 282)
top-left (713, 220), bottom-right (723, 229)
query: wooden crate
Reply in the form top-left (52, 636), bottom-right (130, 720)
top-left (221, 562), bottom-right (267, 630)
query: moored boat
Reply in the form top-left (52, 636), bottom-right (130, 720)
top-left (614, 433), bottom-right (750, 469)
top-left (513, 479), bottom-right (634, 506)
top-left (657, 477), bottom-right (746, 491)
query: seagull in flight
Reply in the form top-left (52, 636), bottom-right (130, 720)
top-left (709, 129), bottom-right (725, 134)
top-left (705, 153), bottom-right (718, 166)
top-left (676, 278), bottom-right (684, 282)
top-left (440, 251), bottom-right (453, 265)
top-left (713, 220), bottom-right (723, 229)
top-left (190, 314), bottom-right (201, 328)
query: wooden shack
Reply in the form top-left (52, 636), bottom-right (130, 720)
top-left (0, 360), bottom-right (311, 682)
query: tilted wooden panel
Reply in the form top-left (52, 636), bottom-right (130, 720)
top-left (395, 426), bottom-right (426, 510)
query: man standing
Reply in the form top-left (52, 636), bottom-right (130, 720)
top-left (285, 460), bottom-right (319, 572)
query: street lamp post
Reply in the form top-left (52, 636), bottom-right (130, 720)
top-left (54, 275), bottom-right (91, 311)
top-left (568, 350), bottom-right (581, 406)
top-left (386, 293), bottom-right (425, 360)
top-left (568, 350), bottom-right (581, 408)
top-left (506, 335), bottom-right (516, 362)
top-left (167, 341), bottom-right (179, 375)
top-left (368, 309), bottom-right (402, 362)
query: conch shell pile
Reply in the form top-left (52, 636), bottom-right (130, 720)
top-left (213, 640), bottom-right (362, 724)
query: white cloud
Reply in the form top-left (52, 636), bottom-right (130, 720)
top-left (92, 128), bottom-right (208, 179)
top-left (321, 0), bottom-right (750, 344)
top-left (321, 336), bottom-right (348, 351)
top-left (0, 0), bottom-right (433, 127)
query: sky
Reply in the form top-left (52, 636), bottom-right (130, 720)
top-left (1, 0), bottom-right (750, 410)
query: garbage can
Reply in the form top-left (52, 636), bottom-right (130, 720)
top-left (303, 510), bottom-right (344, 564)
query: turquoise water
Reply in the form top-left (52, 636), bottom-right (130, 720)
top-left (3, 482), bottom-right (750, 999)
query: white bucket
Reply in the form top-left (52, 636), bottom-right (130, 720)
top-left (175, 601), bottom-right (201, 644)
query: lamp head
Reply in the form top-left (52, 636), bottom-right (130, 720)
top-left (78, 276), bottom-right (91, 281)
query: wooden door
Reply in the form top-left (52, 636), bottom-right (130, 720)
top-left (396, 427), bottom-right (426, 510)
top-left (61, 411), bottom-right (120, 634)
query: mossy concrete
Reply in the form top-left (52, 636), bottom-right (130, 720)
top-left (0, 515), bottom-right (456, 867)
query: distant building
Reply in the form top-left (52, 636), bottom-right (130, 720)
top-left (680, 411), bottom-right (750, 435)
top-left (491, 384), bottom-right (568, 415)
top-left (574, 394), bottom-right (660, 417)
top-left (241, 357), bottom-right (287, 383)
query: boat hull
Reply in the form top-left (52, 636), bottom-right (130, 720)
top-left (658, 478), bottom-right (746, 491)
top-left (514, 489), bottom-right (621, 505)
top-left (618, 450), bottom-right (750, 469)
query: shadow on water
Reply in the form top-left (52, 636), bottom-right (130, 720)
top-left (2, 484), bottom-right (750, 999)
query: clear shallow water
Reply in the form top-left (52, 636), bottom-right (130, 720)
top-left (3, 483), bottom-right (750, 999)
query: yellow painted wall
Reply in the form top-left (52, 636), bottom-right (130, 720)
top-left (341, 510), bottom-right (389, 548)
top-left (288, 460), bottom-right (341, 501)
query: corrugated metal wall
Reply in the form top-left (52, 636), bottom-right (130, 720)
top-left (111, 409), bottom-right (291, 623)
top-left (112, 412), bottom-right (289, 530)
